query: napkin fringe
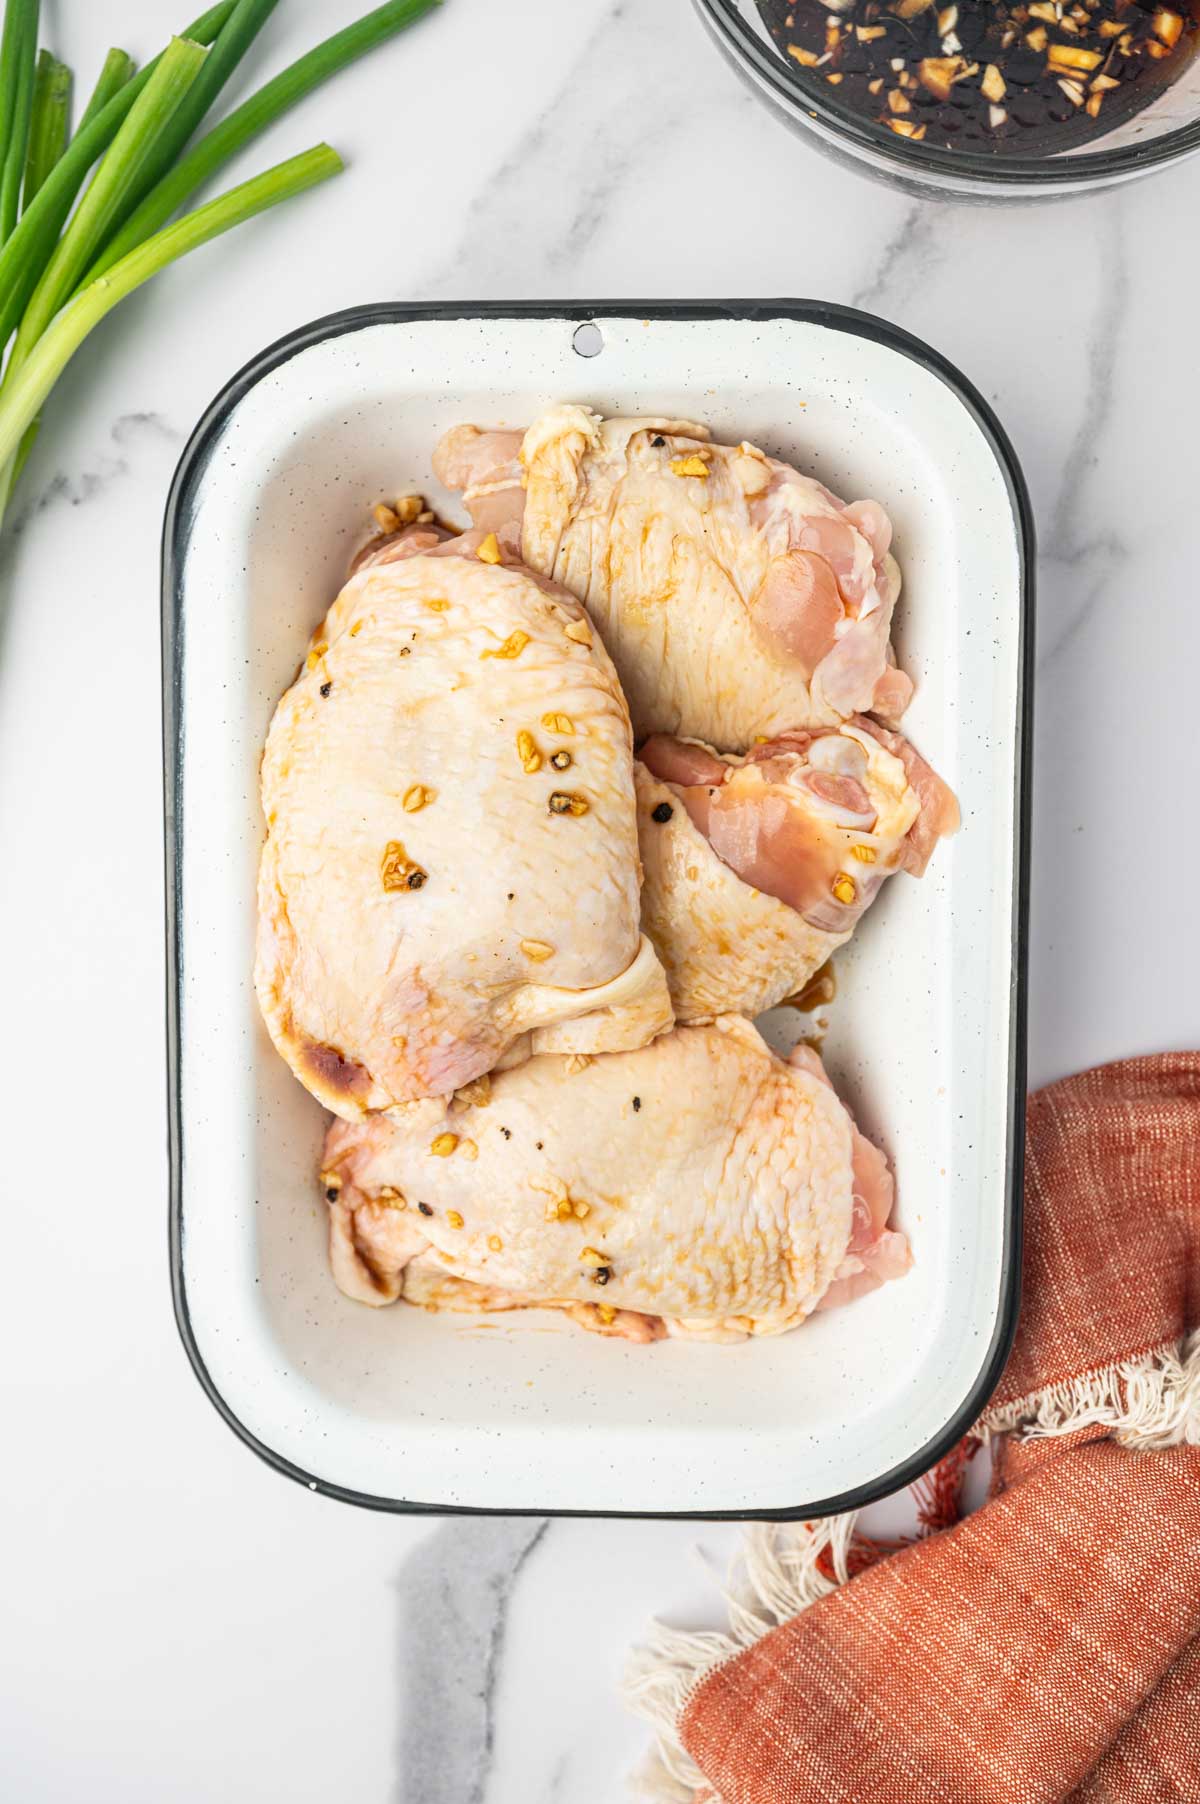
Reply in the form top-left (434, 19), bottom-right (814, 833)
top-left (623, 1332), bottom-right (1200, 1802)
top-left (978, 1330), bottom-right (1200, 1449)
top-left (623, 1512), bottom-right (861, 1802)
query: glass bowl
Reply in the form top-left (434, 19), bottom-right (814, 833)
top-left (694, 0), bottom-right (1200, 198)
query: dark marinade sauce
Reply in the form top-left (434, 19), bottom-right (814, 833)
top-left (755, 0), bottom-right (1198, 153)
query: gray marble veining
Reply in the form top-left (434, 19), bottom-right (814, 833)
top-left (394, 1519), bottom-right (548, 1804)
top-left (423, 1), bottom-right (633, 291)
top-left (7, 410), bottom-right (180, 542)
top-left (421, 2), bottom-right (756, 298)
top-left (1035, 206), bottom-right (1131, 672)
top-left (850, 202), bottom-right (947, 315)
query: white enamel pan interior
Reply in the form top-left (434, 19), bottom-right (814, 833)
top-left (164, 303), bottom-right (1031, 1517)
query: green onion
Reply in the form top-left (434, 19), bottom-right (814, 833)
top-left (0, 143), bottom-right (341, 477)
top-left (22, 48), bottom-right (70, 204)
top-left (12, 35), bottom-right (208, 364)
top-left (111, 0), bottom-right (279, 235)
top-left (74, 48), bottom-right (136, 140)
top-left (0, 33), bottom-right (210, 489)
top-left (0, 3), bottom-right (234, 347)
top-left (0, 0), bottom-right (37, 242)
top-left (0, 0), bottom-right (441, 530)
top-left (0, 1), bottom-right (36, 188)
top-left (92, 0), bottom-right (440, 278)
top-left (11, 45), bottom-right (115, 486)
top-left (0, 0), bottom-right (26, 181)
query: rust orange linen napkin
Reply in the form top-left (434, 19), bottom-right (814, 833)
top-left (628, 1054), bottom-right (1200, 1804)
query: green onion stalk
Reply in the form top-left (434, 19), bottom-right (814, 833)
top-left (104, 0), bottom-right (280, 236)
top-left (0, 0), bottom-right (38, 242)
top-left (0, 0), bottom-right (441, 526)
top-left (92, 0), bottom-right (440, 277)
top-left (23, 49), bottom-right (72, 204)
top-left (0, 143), bottom-right (342, 524)
top-left (0, 3), bottom-right (235, 349)
top-left (13, 35), bottom-right (210, 362)
top-left (73, 49), bottom-right (137, 139)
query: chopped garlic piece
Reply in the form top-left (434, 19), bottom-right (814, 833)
top-left (1047, 41), bottom-right (1102, 71)
top-left (516, 729), bottom-right (542, 774)
top-left (549, 791), bottom-right (589, 817)
top-left (481, 629), bottom-right (530, 660)
top-left (669, 454), bottom-right (710, 479)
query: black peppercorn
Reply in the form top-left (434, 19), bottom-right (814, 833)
top-left (325, 1187), bottom-right (339, 1202)
top-left (592, 1266), bottom-right (612, 1286)
top-left (319, 681), bottom-right (332, 698)
top-left (632, 1096), bottom-right (641, 1112)
top-left (407, 870), bottom-right (426, 889)
top-left (651, 802), bottom-right (673, 824)
top-left (651, 436), bottom-right (665, 447)
top-left (418, 1202), bottom-right (433, 1216)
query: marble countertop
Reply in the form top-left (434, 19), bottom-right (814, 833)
top-left (2, 1), bottom-right (1197, 1799)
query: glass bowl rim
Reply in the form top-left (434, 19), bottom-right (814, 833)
top-left (696, 0), bottom-right (1200, 187)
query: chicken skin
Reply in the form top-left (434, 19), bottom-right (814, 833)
top-left (636, 720), bottom-right (958, 1021)
top-left (256, 527), bottom-right (671, 1118)
top-left (434, 406), bottom-right (911, 746)
top-left (319, 1016), bottom-right (908, 1343)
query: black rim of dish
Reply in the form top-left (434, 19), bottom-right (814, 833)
top-left (697, 0), bottom-right (1200, 186)
top-left (163, 299), bottom-right (1033, 1520)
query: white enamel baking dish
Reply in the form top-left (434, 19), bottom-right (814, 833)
top-left (164, 303), bottom-right (1031, 1518)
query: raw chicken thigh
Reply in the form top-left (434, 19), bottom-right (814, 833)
top-left (637, 719), bottom-right (958, 1021)
top-left (434, 406), bottom-right (911, 746)
top-left (320, 1015), bottom-right (908, 1343)
top-left (256, 526), bottom-right (671, 1118)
